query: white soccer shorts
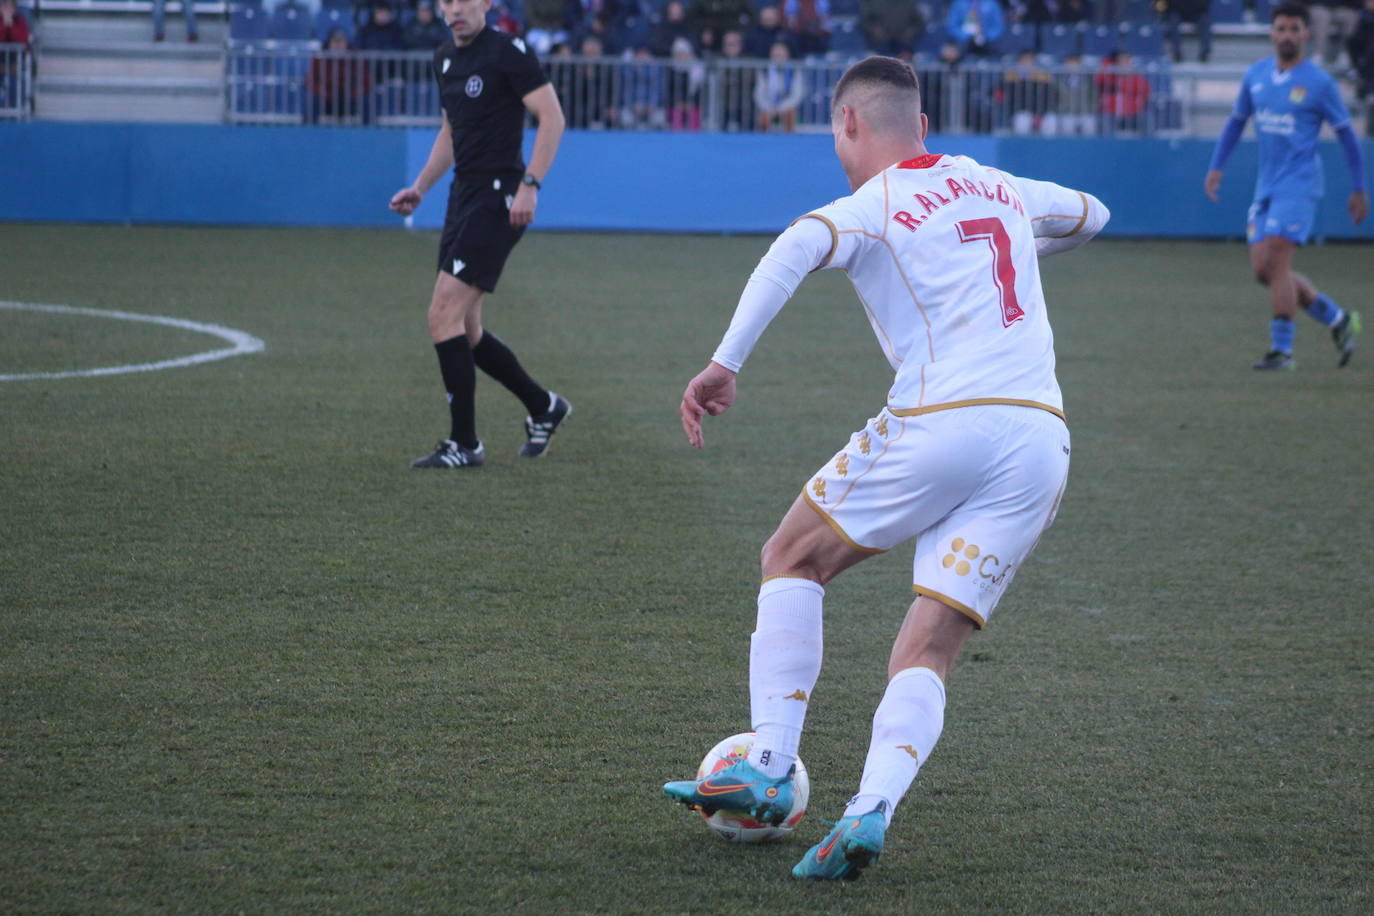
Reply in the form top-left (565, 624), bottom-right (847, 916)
top-left (801, 404), bottom-right (1070, 627)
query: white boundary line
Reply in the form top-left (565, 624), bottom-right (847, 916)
top-left (0, 301), bottom-right (266, 382)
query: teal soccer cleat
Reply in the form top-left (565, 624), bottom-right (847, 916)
top-left (663, 760), bottom-right (796, 826)
top-left (791, 802), bottom-right (888, 881)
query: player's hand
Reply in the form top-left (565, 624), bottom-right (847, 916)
top-left (510, 184), bottom-right (537, 227)
top-left (680, 361), bottom-right (737, 449)
top-left (390, 186), bottom-right (422, 217)
top-left (1204, 170), bottom-right (1222, 204)
top-left (1349, 190), bottom-right (1369, 226)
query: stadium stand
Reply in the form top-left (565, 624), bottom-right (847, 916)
top-left (270, 1), bottom-right (314, 41)
top-left (1039, 23), bottom-right (1081, 60)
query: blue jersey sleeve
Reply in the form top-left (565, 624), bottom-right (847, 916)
top-left (1231, 70), bottom-right (1254, 120)
top-left (1317, 75), bottom-right (1352, 131)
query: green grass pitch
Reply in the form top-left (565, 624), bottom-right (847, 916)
top-left (2, 224), bottom-right (1371, 913)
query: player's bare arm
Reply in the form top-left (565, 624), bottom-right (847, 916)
top-left (390, 111), bottom-right (455, 216)
top-left (680, 361), bottom-right (737, 449)
top-left (1349, 191), bottom-right (1369, 225)
top-left (1205, 169), bottom-right (1223, 203)
top-left (510, 84), bottom-right (564, 228)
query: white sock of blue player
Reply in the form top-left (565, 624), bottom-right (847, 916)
top-left (844, 666), bottom-right (947, 825)
top-left (1304, 293), bottom-right (1345, 327)
top-left (746, 577), bottom-right (823, 779)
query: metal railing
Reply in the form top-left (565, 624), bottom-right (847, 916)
top-left (1, 43), bottom-right (33, 119)
top-left (225, 46), bottom-right (1202, 136)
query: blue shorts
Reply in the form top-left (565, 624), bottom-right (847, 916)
top-left (1247, 195), bottom-right (1317, 246)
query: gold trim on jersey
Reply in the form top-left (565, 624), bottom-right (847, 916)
top-left (889, 398), bottom-right (1066, 420)
top-left (794, 213), bottom-right (839, 270)
top-left (1033, 191), bottom-right (1091, 238)
top-left (912, 585), bottom-right (987, 628)
top-left (800, 490), bottom-right (888, 555)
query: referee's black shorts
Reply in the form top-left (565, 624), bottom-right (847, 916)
top-left (437, 171), bottom-right (526, 293)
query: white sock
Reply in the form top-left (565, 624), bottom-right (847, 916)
top-left (844, 666), bottom-right (946, 824)
top-left (746, 577), bottom-right (824, 778)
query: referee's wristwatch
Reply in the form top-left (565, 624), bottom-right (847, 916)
top-left (521, 174), bottom-right (541, 190)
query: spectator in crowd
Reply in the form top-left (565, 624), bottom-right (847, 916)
top-left (357, 1), bottom-right (405, 49)
top-left (492, 2), bottom-right (524, 35)
top-left (1009, 0), bottom-right (1055, 26)
top-left (1050, 51), bottom-right (1098, 134)
top-left (1163, 0), bottom-right (1213, 63)
top-left (564, 33), bottom-right (615, 128)
top-left (1350, 0), bottom-right (1374, 134)
top-left (697, 25), bottom-right (721, 56)
top-left (308, 27), bottom-right (372, 123)
top-left (152, 0), bottom-right (198, 42)
top-left (1056, 0), bottom-right (1094, 23)
top-left (717, 29), bottom-right (756, 129)
top-left (525, 0), bottom-right (568, 50)
top-left (946, 0), bottom-right (1004, 57)
top-left (575, 9), bottom-right (624, 56)
top-left (405, 1), bottom-right (451, 48)
top-left (746, 5), bottom-right (795, 57)
top-left (783, 0), bottom-right (830, 56)
top-left (919, 42), bottom-right (963, 132)
top-left (650, 1), bottom-right (694, 56)
top-left (860, 0), bottom-right (925, 57)
top-left (688, 0), bottom-right (754, 39)
top-left (999, 48), bottom-right (1057, 133)
top-left (1308, 0), bottom-right (1362, 64)
top-left (667, 35), bottom-right (705, 128)
top-left (620, 44), bottom-right (666, 127)
top-left (1096, 49), bottom-right (1150, 132)
top-left (0, 0), bottom-right (30, 110)
top-left (754, 40), bottom-right (804, 129)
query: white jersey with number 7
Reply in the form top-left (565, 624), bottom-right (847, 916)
top-left (711, 153), bottom-right (1110, 418)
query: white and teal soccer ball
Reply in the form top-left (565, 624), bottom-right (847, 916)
top-left (695, 732), bottom-right (810, 843)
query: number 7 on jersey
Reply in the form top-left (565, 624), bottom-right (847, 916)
top-left (956, 217), bottom-right (1025, 328)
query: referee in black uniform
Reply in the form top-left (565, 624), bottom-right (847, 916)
top-left (391, 0), bottom-right (569, 469)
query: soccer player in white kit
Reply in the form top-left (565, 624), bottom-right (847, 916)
top-left (663, 56), bottom-right (1110, 881)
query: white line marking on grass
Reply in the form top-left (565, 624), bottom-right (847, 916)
top-left (0, 301), bottom-right (266, 381)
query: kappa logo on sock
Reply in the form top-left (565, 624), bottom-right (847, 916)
top-left (784, 689), bottom-right (808, 702)
top-left (896, 744), bottom-right (920, 761)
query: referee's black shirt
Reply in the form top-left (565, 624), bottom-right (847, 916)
top-left (434, 27), bottom-right (549, 179)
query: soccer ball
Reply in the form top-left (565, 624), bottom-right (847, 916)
top-left (695, 732), bottom-right (810, 843)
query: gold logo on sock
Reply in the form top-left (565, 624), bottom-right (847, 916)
top-left (784, 689), bottom-right (808, 701)
top-left (896, 744), bottom-right (920, 761)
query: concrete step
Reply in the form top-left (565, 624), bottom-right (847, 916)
top-left (38, 43), bottom-right (224, 79)
top-left (35, 90), bottom-right (222, 121)
top-left (33, 10), bottom-right (228, 44)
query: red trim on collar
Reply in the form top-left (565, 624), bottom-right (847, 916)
top-left (897, 154), bottom-right (943, 170)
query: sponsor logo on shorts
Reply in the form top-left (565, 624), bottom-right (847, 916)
top-left (942, 537), bottom-right (1011, 585)
top-left (465, 75), bottom-right (483, 97)
top-left (811, 477), bottom-right (827, 504)
top-left (858, 432), bottom-right (871, 456)
top-left (875, 416), bottom-right (889, 438)
top-left (835, 454), bottom-right (850, 477)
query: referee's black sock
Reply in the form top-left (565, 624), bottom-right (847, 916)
top-left (472, 332), bottom-right (551, 418)
top-left (434, 335), bottom-right (479, 450)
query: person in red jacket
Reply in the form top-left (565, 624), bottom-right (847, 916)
top-left (0, 0), bottom-right (31, 110)
top-left (1095, 50), bottom-right (1151, 133)
top-left (307, 28), bottom-right (373, 123)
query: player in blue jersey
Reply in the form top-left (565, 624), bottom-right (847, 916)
top-left (1205, 2), bottom-right (1368, 370)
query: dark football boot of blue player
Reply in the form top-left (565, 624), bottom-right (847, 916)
top-left (1332, 310), bottom-right (1361, 368)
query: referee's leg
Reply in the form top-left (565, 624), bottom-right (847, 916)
top-left (427, 271), bottom-right (484, 454)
